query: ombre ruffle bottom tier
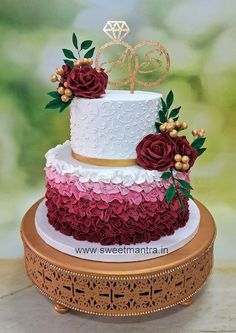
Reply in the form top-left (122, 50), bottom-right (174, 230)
top-left (45, 166), bottom-right (190, 246)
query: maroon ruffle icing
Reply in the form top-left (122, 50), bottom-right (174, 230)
top-left (45, 184), bottom-right (189, 246)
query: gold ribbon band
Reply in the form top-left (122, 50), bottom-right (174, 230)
top-left (72, 150), bottom-right (137, 167)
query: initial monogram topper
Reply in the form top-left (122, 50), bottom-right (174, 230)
top-left (95, 21), bottom-right (170, 93)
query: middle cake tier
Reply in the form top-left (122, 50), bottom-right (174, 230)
top-left (45, 141), bottom-right (190, 246)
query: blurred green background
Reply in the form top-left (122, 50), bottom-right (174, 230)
top-left (0, 0), bottom-right (235, 261)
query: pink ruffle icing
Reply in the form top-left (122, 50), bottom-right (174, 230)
top-left (45, 184), bottom-right (189, 246)
top-left (45, 167), bottom-right (190, 205)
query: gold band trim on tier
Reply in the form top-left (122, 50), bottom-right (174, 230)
top-left (71, 150), bottom-right (137, 167)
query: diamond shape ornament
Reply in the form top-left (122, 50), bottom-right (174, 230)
top-left (103, 21), bottom-right (130, 41)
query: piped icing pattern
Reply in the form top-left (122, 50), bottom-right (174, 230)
top-left (70, 91), bottom-right (161, 159)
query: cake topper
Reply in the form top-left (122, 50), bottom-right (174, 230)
top-left (95, 21), bottom-right (170, 93)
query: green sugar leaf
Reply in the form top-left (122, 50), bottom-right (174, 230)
top-left (80, 40), bottom-right (93, 50)
top-left (47, 91), bottom-right (60, 98)
top-left (60, 99), bottom-right (71, 112)
top-left (197, 147), bottom-right (207, 156)
top-left (178, 195), bottom-right (185, 210)
top-left (179, 187), bottom-right (194, 200)
top-left (169, 106), bottom-right (181, 119)
top-left (166, 90), bottom-right (174, 109)
top-left (161, 172), bottom-right (172, 180)
top-left (161, 98), bottom-right (168, 114)
top-left (45, 98), bottom-right (62, 110)
top-left (84, 47), bottom-right (95, 58)
top-left (176, 179), bottom-right (193, 190)
top-left (191, 137), bottom-right (206, 149)
top-left (62, 48), bottom-right (77, 59)
top-left (159, 110), bottom-right (166, 123)
top-left (155, 122), bottom-right (162, 133)
top-left (63, 59), bottom-right (74, 68)
top-left (166, 185), bottom-right (175, 204)
top-left (72, 32), bottom-right (78, 49)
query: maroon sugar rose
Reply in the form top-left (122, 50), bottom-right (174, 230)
top-left (175, 136), bottom-right (198, 167)
top-left (67, 65), bottom-right (108, 98)
top-left (136, 133), bottom-right (176, 171)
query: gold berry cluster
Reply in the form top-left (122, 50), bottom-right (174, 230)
top-left (159, 118), bottom-right (188, 138)
top-left (174, 154), bottom-right (190, 171)
top-left (50, 69), bottom-right (73, 103)
top-left (73, 58), bottom-right (93, 67)
top-left (192, 129), bottom-right (205, 138)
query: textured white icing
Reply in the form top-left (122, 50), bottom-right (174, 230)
top-left (70, 90), bottom-right (162, 159)
top-left (45, 141), bottom-right (166, 186)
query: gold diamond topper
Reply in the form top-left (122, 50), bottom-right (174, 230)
top-left (103, 21), bottom-right (130, 40)
top-left (96, 20), bottom-right (170, 93)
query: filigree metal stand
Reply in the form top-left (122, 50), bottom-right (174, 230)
top-left (21, 199), bottom-right (216, 316)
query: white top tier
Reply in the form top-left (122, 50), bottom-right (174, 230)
top-left (70, 90), bottom-right (162, 159)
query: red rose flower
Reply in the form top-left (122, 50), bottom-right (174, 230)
top-left (67, 65), bottom-right (108, 98)
top-left (175, 136), bottom-right (198, 167)
top-left (60, 64), bottom-right (71, 83)
top-left (136, 134), bottom-right (176, 171)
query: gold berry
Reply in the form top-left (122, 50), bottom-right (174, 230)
top-left (175, 162), bottom-right (183, 170)
top-left (181, 155), bottom-right (190, 163)
top-left (181, 122), bottom-right (188, 130)
top-left (74, 60), bottom-right (81, 66)
top-left (175, 120), bottom-right (181, 128)
top-left (64, 81), bottom-right (68, 88)
top-left (84, 58), bottom-right (93, 65)
top-left (65, 88), bottom-right (73, 97)
top-left (166, 123), bottom-right (175, 132)
top-left (56, 67), bottom-right (64, 75)
top-left (198, 129), bottom-right (205, 137)
top-left (169, 129), bottom-right (178, 137)
top-left (182, 163), bottom-right (190, 171)
top-left (159, 124), bottom-right (166, 132)
top-left (167, 118), bottom-right (174, 123)
top-left (61, 94), bottom-right (70, 103)
top-left (192, 129), bottom-right (198, 137)
top-left (50, 74), bottom-right (58, 83)
top-left (174, 154), bottom-right (182, 162)
top-left (57, 86), bottom-right (65, 95)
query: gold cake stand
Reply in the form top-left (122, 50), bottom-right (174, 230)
top-left (21, 199), bottom-right (216, 316)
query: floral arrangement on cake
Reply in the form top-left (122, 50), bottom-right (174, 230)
top-left (45, 33), bottom-right (108, 112)
top-left (136, 90), bottom-right (206, 208)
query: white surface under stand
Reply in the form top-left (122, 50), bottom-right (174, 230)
top-left (35, 199), bottom-right (200, 262)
